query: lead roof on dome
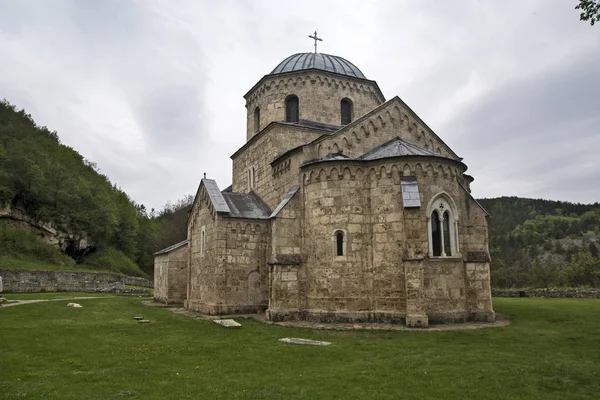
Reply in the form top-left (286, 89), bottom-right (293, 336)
top-left (270, 53), bottom-right (366, 79)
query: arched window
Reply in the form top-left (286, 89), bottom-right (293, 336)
top-left (285, 95), bottom-right (299, 123)
top-left (332, 229), bottom-right (347, 259)
top-left (341, 98), bottom-right (353, 125)
top-left (336, 231), bottom-right (344, 256)
top-left (427, 194), bottom-right (460, 258)
top-left (431, 210), bottom-right (442, 256)
top-left (443, 210), bottom-right (452, 256)
top-left (254, 107), bottom-right (260, 133)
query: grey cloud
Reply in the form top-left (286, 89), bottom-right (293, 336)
top-left (0, 0), bottom-right (598, 210)
top-left (135, 85), bottom-right (204, 151)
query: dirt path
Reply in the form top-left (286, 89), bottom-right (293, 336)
top-left (1, 296), bottom-right (115, 308)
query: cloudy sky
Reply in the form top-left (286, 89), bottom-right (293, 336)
top-left (1, 0), bottom-right (599, 210)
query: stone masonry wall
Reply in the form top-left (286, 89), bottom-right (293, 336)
top-left (0, 268), bottom-right (152, 293)
top-left (245, 71), bottom-right (384, 140)
top-left (311, 98), bottom-right (458, 162)
top-left (153, 245), bottom-right (188, 304)
top-left (274, 155), bottom-right (494, 324)
top-left (187, 185), bottom-right (271, 315)
top-left (232, 124), bottom-right (320, 210)
top-left (221, 219), bottom-right (270, 312)
top-left (154, 253), bottom-right (168, 301)
top-left (186, 199), bottom-right (220, 313)
top-left (268, 191), bottom-right (304, 316)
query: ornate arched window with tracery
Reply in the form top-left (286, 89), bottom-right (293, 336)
top-left (427, 194), bottom-right (460, 258)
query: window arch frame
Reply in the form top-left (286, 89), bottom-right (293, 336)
top-left (426, 193), bottom-right (460, 258)
top-left (340, 98), bottom-right (353, 125)
top-left (332, 229), bottom-right (348, 260)
top-left (285, 95), bottom-right (299, 123)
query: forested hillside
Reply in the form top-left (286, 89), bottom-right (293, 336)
top-left (479, 197), bottom-right (600, 288)
top-left (0, 100), bottom-right (190, 276)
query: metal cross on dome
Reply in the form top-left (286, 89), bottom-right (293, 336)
top-left (309, 31), bottom-right (322, 53)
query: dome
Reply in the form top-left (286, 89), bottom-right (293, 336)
top-left (270, 53), bottom-right (366, 79)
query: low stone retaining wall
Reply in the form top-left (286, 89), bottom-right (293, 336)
top-left (0, 269), bottom-right (152, 295)
top-left (492, 288), bottom-right (600, 299)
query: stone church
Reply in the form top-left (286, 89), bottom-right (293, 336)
top-left (155, 50), bottom-right (495, 327)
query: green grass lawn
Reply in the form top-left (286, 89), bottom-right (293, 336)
top-left (1, 298), bottom-right (598, 400)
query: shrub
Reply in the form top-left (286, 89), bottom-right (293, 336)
top-left (0, 226), bottom-right (72, 265)
top-left (83, 247), bottom-right (147, 278)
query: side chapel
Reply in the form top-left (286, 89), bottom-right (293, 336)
top-left (155, 45), bottom-right (495, 327)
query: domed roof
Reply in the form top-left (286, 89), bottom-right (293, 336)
top-left (270, 53), bottom-right (366, 79)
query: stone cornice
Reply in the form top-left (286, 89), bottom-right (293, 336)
top-left (243, 69), bottom-right (386, 105)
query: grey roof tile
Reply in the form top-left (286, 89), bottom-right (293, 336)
top-left (271, 53), bottom-right (366, 79)
top-left (270, 186), bottom-right (300, 218)
top-left (277, 119), bottom-right (341, 132)
top-left (222, 192), bottom-right (271, 220)
top-left (203, 179), bottom-right (230, 214)
top-left (154, 240), bottom-right (188, 256)
top-left (358, 138), bottom-right (448, 161)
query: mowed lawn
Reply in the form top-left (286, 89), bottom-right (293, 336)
top-left (1, 297), bottom-right (598, 400)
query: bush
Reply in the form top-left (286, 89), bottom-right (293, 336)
top-left (83, 247), bottom-right (147, 278)
top-left (0, 226), bottom-right (72, 265)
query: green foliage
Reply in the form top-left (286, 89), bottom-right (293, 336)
top-left (0, 99), bottom-right (165, 273)
top-left (576, 0), bottom-right (600, 26)
top-left (0, 227), bottom-right (71, 265)
top-left (83, 247), bottom-right (148, 278)
top-left (479, 197), bottom-right (600, 288)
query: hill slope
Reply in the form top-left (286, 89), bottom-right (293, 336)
top-left (479, 197), bottom-right (600, 288)
top-left (0, 100), bottom-right (159, 275)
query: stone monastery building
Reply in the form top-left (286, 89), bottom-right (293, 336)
top-left (155, 50), bottom-right (495, 327)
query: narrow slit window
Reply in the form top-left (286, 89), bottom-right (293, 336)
top-left (443, 211), bottom-right (452, 256)
top-left (254, 107), bottom-right (260, 133)
top-left (201, 226), bottom-right (206, 257)
top-left (336, 231), bottom-right (344, 256)
top-left (431, 211), bottom-right (442, 257)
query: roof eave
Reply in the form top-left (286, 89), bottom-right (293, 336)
top-left (300, 154), bottom-right (467, 171)
top-left (243, 69), bottom-right (386, 103)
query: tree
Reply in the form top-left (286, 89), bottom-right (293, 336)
top-left (576, 0), bottom-right (600, 26)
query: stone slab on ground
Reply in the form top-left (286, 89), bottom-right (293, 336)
top-left (279, 337), bottom-right (332, 346)
top-left (213, 319), bottom-right (241, 328)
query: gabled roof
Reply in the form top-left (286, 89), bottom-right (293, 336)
top-left (231, 120), bottom-right (332, 160)
top-left (222, 192), bottom-right (271, 220)
top-left (203, 179), bottom-right (231, 213)
top-left (189, 178), bottom-right (272, 223)
top-left (357, 137), bottom-right (450, 161)
top-left (154, 240), bottom-right (188, 256)
top-left (459, 183), bottom-right (490, 217)
top-left (270, 186), bottom-right (300, 218)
